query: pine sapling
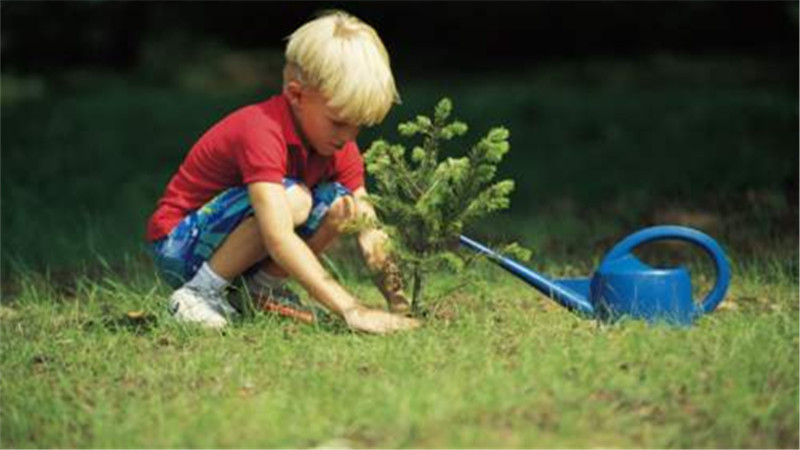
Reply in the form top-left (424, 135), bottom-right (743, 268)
top-left (363, 98), bottom-right (530, 312)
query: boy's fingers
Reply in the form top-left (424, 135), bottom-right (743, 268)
top-left (344, 195), bottom-right (356, 218)
top-left (387, 295), bottom-right (412, 315)
top-left (334, 195), bottom-right (357, 232)
top-left (344, 307), bottom-right (420, 334)
top-left (397, 316), bottom-right (421, 330)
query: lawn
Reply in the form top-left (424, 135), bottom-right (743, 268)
top-left (1, 54), bottom-right (797, 448)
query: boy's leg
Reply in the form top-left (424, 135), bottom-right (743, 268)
top-left (258, 193), bottom-right (355, 279)
top-left (208, 183), bottom-right (312, 280)
top-left (152, 182), bottom-right (312, 328)
top-left (243, 182), bottom-right (355, 320)
top-left (252, 183), bottom-right (409, 314)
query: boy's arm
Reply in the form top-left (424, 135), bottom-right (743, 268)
top-left (353, 187), bottom-right (412, 313)
top-left (248, 182), bottom-right (418, 332)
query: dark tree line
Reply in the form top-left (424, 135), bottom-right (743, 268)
top-left (3, 2), bottom-right (797, 73)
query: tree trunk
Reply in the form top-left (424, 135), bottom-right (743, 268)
top-left (411, 266), bottom-right (423, 314)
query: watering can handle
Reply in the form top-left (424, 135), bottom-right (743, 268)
top-left (601, 225), bottom-right (732, 315)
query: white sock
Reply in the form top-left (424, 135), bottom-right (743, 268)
top-left (186, 262), bottom-right (229, 293)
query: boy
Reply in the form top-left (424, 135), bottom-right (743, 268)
top-left (146, 11), bottom-right (420, 334)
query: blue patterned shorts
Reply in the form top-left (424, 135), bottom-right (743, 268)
top-left (151, 179), bottom-right (351, 288)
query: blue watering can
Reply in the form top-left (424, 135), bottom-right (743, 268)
top-left (460, 226), bottom-right (732, 325)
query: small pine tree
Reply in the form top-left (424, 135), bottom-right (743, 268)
top-left (363, 98), bottom-right (529, 311)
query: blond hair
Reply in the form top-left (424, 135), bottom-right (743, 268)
top-left (284, 10), bottom-right (399, 126)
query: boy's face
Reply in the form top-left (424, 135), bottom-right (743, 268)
top-left (285, 82), bottom-right (361, 156)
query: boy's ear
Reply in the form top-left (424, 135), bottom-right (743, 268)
top-left (284, 80), bottom-right (304, 106)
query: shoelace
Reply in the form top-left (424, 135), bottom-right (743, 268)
top-left (192, 286), bottom-right (238, 317)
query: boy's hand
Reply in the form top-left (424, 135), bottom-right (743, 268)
top-left (373, 259), bottom-right (412, 314)
top-left (343, 304), bottom-right (420, 334)
top-left (352, 188), bottom-right (413, 314)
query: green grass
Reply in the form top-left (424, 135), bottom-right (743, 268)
top-left (1, 54), bottom-right (798, 447)
top-left (1, 259), bottom-right (797, 448)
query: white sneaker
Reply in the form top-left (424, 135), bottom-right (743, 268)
top-left (168, 286), bottom-right (237, 329)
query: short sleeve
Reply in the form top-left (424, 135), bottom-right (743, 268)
top-left (235, 119), bottom-right (287, 185)
top-left (333, 142), bottom-right (365, 191)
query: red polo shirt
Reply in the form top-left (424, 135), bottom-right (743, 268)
top-left (145, 94), bottom-right (364, 241)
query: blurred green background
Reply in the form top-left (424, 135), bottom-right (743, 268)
top-left (2, 2), bottom-right (797, 282)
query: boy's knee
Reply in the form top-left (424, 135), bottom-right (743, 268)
top-left (286, 183), bottom-right (313, 226)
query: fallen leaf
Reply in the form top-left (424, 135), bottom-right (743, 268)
top-left (0, 306), bottom-right (20, 320)
top-left (126, 310), bottom-right (146, 319)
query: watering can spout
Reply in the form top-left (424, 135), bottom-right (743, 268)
top-left (458, 235), bottom-right (596, 317)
